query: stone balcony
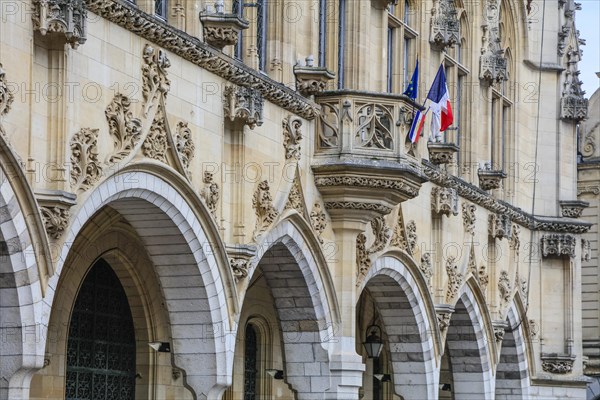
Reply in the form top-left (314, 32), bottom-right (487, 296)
top-left (312, 91), bottom-right (427, 223)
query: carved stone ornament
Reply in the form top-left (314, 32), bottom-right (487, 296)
top-left (70, 128), bottom-right (102, 192)
top-left (479, 0), bottom-right (507, 84)
top-left (431, 186), bottom-right (459, 217)
top-left (40, 206), bottom-right (70, 239)
top-left (390, 208), bottom-right (417, 254)
top-left (226, 243), bottom-right (256, 282)
top-left (541, 233), bottom-right (576, 258)
top-left (230, 258), bottom-right (249, 281)
top-left (560, 49), bottom-right (588, 121)
top-left (435, 304), bottom-right (455, 334)
top-left (199, 7), bottom-right (249, 50)
top-left (106, 94), bottom-right (142, 164)
top-left (142, 44), bottom-right (171, 116)
top-left (489, 213), bottom-right (512, 240)
top-left (32, 0), bottom-right (87, 48)
top-left (315, 176), bottom-right (420, 199)
top-left (420, 253), bottom-right (433, 293)
top-left (252, 180), bottom-right (279, 239)
top-left (445, 256), bottom-right (464, 304)
top-left (294, 58), bottom-right (335, 96)
top-left (477, 264), bottom-right (489, 291)
top-left (498, 270), bottom-right (512, 308)
top-left (427, 142), bottom-right (460, 165)
top-left (324, 201), bottom-right (392, 215)
top-left (85, 0), bottom-right (317, 120)
top-left (0, 64), bottom-right (14, 140)
top-left (143, 105), bottom-right (169, 163)
top-left (493, 321), bottom-right (507, 342)
top-left (282, 115), bottom-right (303, 160)
top-left (462, 202), bottom-right (477, 235)
top-left (478, 166), bottom-right (507, 190)
top-left (310, 203), bottom-right (327, 244)
top-left (515, 271), bottom-right (528, 299)
top-left (429, 0), bottom-right (460, 49)
top-left (223, 84), bottom-right (264, 129)
top-left (541, 354), bottom-right (576, 374)
top-left (200, 172), bottom-right (220, 221)
top-left (356, 233), bottom-right (370, 285)
top-left (406, 221), bottom-right (417, 254)
top-left (284, 173), bottom-right (307, 217)
top-left (559, 200), bottom-right (589, 218)
top-left (510, 224), bottom-right (521, 255)
top-left (582, 238), bottom-right (591, 262)
top-left (175, 121), bottom-right (195, 175)
top-left (367, 216), bottom-right (393, 255)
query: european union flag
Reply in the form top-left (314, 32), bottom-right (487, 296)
top-left (403, 59), bottom-right (419, 100)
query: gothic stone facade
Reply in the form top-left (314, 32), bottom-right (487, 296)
top-left (0, 0), bottom-right (592, 399)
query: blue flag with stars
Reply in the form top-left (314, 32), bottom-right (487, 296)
top-left (403, 59), bottom-right (419, 100)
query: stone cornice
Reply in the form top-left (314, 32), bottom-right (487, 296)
top-left (423, 161), bottom-right (591, 233)
top-left (85, 0), bottom-right (318, 120)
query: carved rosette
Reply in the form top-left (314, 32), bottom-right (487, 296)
top-left (367, 216), bottom-right (392, 254)
top-left (105, 94), bottom-right (142, 164)
top-left (199, 11), bottom-right (249, 50)
top-left (431, 187), bottom-right (459, 217)
top-left (310, 203), bottom-right (327, 244)
top-left (581, 238), bottom-right (591, 262)
top-left (541, 354), bottom-right (575, 374)
top-left (142, 44), bottom-right (171, 117)
top-left (223, 85), bottom-right (264, 129)
top-left (0, 64), bottom-right (14, 140)
top-left (462, 203), bottom-right (476, 235)
top-left (175, 122), bottom-right (195, 175)
top-left (70, 128), bottom-right (102, 192)
top-left (541, 233), bottom-right (576, 258)
top-left (559, 200), bottom-right (589, 218)
top-left (445, 256), bottom-right (463, 304)
top-left (40, 206), bottom-right (70, 239)
top-left (282, 116), bottom-right (303, 160)
top-left (429, 0), bottom-right (460, 49)
top-left (252, 180), bottom-right (279, 239)
top-left (200, 172), bottom-right (220, 222)
top-left (479, 0), bottom-right (507, 84)
top-left (420, 253), bottom-right (433, 293)
top-left (32, 0), bottom-right (87, 48)
top-left (489, 213), bottom-right (512, 240)
top-left (427, 142), bottom-right (460, 164)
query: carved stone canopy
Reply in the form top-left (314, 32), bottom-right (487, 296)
top-left (478, 167), bottom-right (507, 191)
top-left (223, 84), bottom-right (264, 129)
top-left (431, 186), bottom-right (459, 217)
top-left (541, 233), bottom-right (576, 258)
top-left (199, 10), bottom-right (249, 50)
top-left (489, 213), bottom-right (512, 240)
top-left (541, 353), bottom-right (576, 374)
top-left (479, 0), bottom-right (507, 84)
top-left (294, 60), bottom-right (335, 97)
top-left (560, 51), bottom-right (588, 122)
top-left (429, 0), bottom-right (461, 50)
top-left (559, 200), bottom-right (589, 218)
top-left (427, 142), bottom-right (459, 165)
top-left (32, 0), bottom-right (88, 48)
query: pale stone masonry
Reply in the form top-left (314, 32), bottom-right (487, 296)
top-left (0, 0), bottom-right (594, 399)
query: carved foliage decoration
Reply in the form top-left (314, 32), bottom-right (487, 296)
top-left (445, 256), bottom-right (463, 303)
top-left (106, 94), bottom-right (142, 164)
top-left (0, 64), bottom-right (14, 140)
top-left (143, 105), bottom-right (169, 163)
top-left (40, 206), bottom-right (69, 239)
top-left (310, 203), bottom-right (327, 244)
top-left (430, 0), bottom-right (460, 49)
top-left (252, 180), bottom-right (278, 239)
top-left (175, 121), bottom-right (195, 175)
top-left (70, 128), bottom-right (102, 191)
top-left (431, 186), bottom-right (459, 217)
top-left (223, 84), bottom-right (264, 129)
top-left (479, 0), bottom-right (507, 83)
top-left (541, 233), bottom-right (576, 258)
top-left (581, 238), bottom-right (591, 262)
top-left (200, 172), bottom-right (220, 221)
top-left (462, 202), bottom-right (476, 234)
top-left (489, 213), bottom-right (512, 240)
top-left (390, 207), bottom-right (408, 251)
top-left (498, 270), bottom-right (512, 310)
top-left (285, 173), bottom-right (307, 218)
top-left (356, 233), bottom-right (370, 285)
top-left (368, 216), bottom-right (393, 255)
top-left (282, 115), bottom-right (303, 160)
top-left (510, 224), bottom-right (521, 255)
top-left (541, 355), bottom-right (575, 374)
top-left (420, 253), bottom-right (433, 293)
top-left (142, 44), bottom-right (171, 116)
top-left (32, 0), bottom-right (87, 48)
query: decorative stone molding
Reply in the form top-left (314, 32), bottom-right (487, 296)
top-left (498, 270), bottom-right (512, 311)
top-left (143, 106), bottom-right (169, 163)
top-left (427, 142), bottom-right (459, 165)
top-left (142, 44), bottom-right (171, 116)
top-left (199, 7), bottom-right (249, 50)
top-left (390, 208), bottom-right (408, 251)
top-left (423, 161), bottom-right (591, 234)
top-left (106, 94), bottom-right (142, 164)
top-left (581, 238), bottom-right (591, 262)
top-left (479, 0), bottom-right (507, 84)
top-left (284, 173), bottom-right (307, 219)
top-left (367, 216), bottom-right (393, 254)
top-left (510, 224), bottom-right (521, 255)
top-left (561, 50), bottom-right (588, 121)
top-left (315, 176), bottom-right (420, 199)
top-left (356, 233), bottom-right (370, 285)
top-left (578, 185), bottom-right (600, 196)
top-left (462, 202), bottom-right (476, 235)
top-left (489, 213), bottom-right (512, 240)
top-left (294, 62), bottom-right (335, 96)
top-left (35, 190), bottom-right (77, 240)
top-left (541, 354), bottom-right (576, 374)
top-left (431, 186), bottom-right (459, 217)
top-left (406, 221), bottom-right (417, 255)
top-left (478, 167), bottom-right (507, 190)
top-left (0, 64), bottom-right (14, 140)
top-left (32, 0), bottom-right (87, 48)
top-left (559, 200), bottom-right (589, 218)
top-left (324, 201), bottom-right (392, 215)
top-left (541, 233), bottom-right (576, 258)
top-left (252, 180), bottom-right (279, 239)
top-left (223, 84), bottom-right (264, 129)
top-left (200, 172), bottom-right (220, 221)
top-left (174, 121), bottom-right (195, 176)
top-left (70, 128), bottom-right (102, 192)
top-left (310, 203), bottom-right (327, 244)
top-left (445, 256), bottom-right (463, 304)
top-left (86, 0), bottom-right (317, 120)
top-left (282, 115), bottom-right (303, 160)
top-left (420, 253), bottom-right (433, 293)
top-left (226, 243), bottom-right (256, 282)
top-left (429, 0), bottom-right (460, 50)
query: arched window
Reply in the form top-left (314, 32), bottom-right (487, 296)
top-left (243, 324), bottom-right (259, 400)
top-left (65, 259), bottom-right (136, 400)
top-left (387, 0), bottom-right (417, 93)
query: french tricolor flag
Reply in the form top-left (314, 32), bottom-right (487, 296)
top-left (408, 109), bottom-right (427, 143)
top-left (426, 64), bottom-right (453, 141)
